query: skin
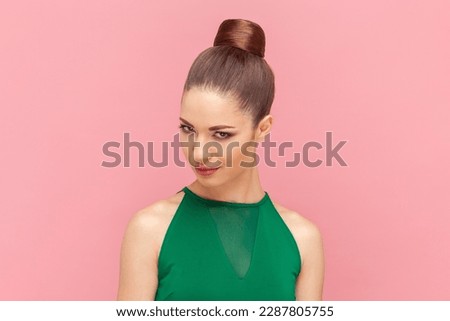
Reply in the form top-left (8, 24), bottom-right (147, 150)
top-left (117, 87), bottom-right (325, 300)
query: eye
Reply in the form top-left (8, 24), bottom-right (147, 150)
top-left (214, 131), bottom-right (232, 139)
top-left (179, 124), bottom-right (194, 133)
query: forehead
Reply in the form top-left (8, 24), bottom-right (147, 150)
top-left (180, 88), bottom-right (251, 128)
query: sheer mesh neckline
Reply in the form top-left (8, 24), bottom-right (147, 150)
top-left (182, 186), bottom-right (269, 208)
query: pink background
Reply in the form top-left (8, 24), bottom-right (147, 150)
top-left (1, 0), bottom-right (449, 300)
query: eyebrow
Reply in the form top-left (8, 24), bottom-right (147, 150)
top-left (179, 117), bottom-right (236, 131)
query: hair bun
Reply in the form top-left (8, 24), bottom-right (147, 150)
top-left (213, 19), bottom-right (266, 58)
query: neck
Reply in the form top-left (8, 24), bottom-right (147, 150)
top-left (188, 167), bottom-right (265, 203)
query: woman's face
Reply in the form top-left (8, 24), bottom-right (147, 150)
top-left (179, 87), bottom-right (263, 188)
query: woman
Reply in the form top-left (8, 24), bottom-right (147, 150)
top-left (117, 18), bottom-right (324, 301)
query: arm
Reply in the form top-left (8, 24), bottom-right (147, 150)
top-left (117, 209), bottom-right (159, 300)
top-left (295, 222), bottom-right (325, 300)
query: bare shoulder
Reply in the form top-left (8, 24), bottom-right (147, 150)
top-left (272, 201), bottom-right (325, 300)
top-left (272, 201), bottom-right (323, 263)
top-left (117, 190), bottom-right (185, 300)
top-left (133, 190), bottom-right (184, 225)
top-left (125, 191), bottom-right (185, 257)
top-left (273, 201), bottom-right (322, 239)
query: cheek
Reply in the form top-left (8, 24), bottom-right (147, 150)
top-left (179, 133), bottom-right (188, 155)
top-left (221, 142), bottom-right (248, 168)
top-left (181, 146), bottom-right (188, 158)
top-left (181, 144), bottom-right (197, 167)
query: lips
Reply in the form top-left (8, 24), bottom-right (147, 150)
top-left (195, 166), bottom-right (220, 170)
top-left (194, 166), bottom-right (220, 176)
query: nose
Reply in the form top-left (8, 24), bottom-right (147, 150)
top-left (189, 135), bottom-right (221, 167)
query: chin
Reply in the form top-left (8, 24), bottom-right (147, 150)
top-left (197, 169), bottom-right (242, 189)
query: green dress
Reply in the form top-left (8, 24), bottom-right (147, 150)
top-left (154, 186), bottom-right (302, 300)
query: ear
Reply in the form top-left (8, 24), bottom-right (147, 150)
top-left (254, 115), bottom-right (273, 142)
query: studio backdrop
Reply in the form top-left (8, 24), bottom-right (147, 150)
top-left (0, 0), bottom-right (449, 300)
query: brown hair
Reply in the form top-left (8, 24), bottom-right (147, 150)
top-left (182, 18), bottom-right (275, 129)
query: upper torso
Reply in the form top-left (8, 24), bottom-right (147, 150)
top-left (146, 186), bottom-right (305, 300)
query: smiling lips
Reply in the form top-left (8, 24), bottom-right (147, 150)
top-left (194, 166), bottom-right (221, 176)
top-left (195, 165), bottom-right (220, 170)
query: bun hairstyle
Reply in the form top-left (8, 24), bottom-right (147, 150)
top-left (183, 18), bottom-right (275, 129)
top-left (213, 19), bottom-right (266, 58)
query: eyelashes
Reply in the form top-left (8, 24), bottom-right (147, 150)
top-left (178, 124), bottom-right (234, 140)
top-left (215, 132), bottom-right (231, 139)
top-left (178, 124), bottom-right (192, 132)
